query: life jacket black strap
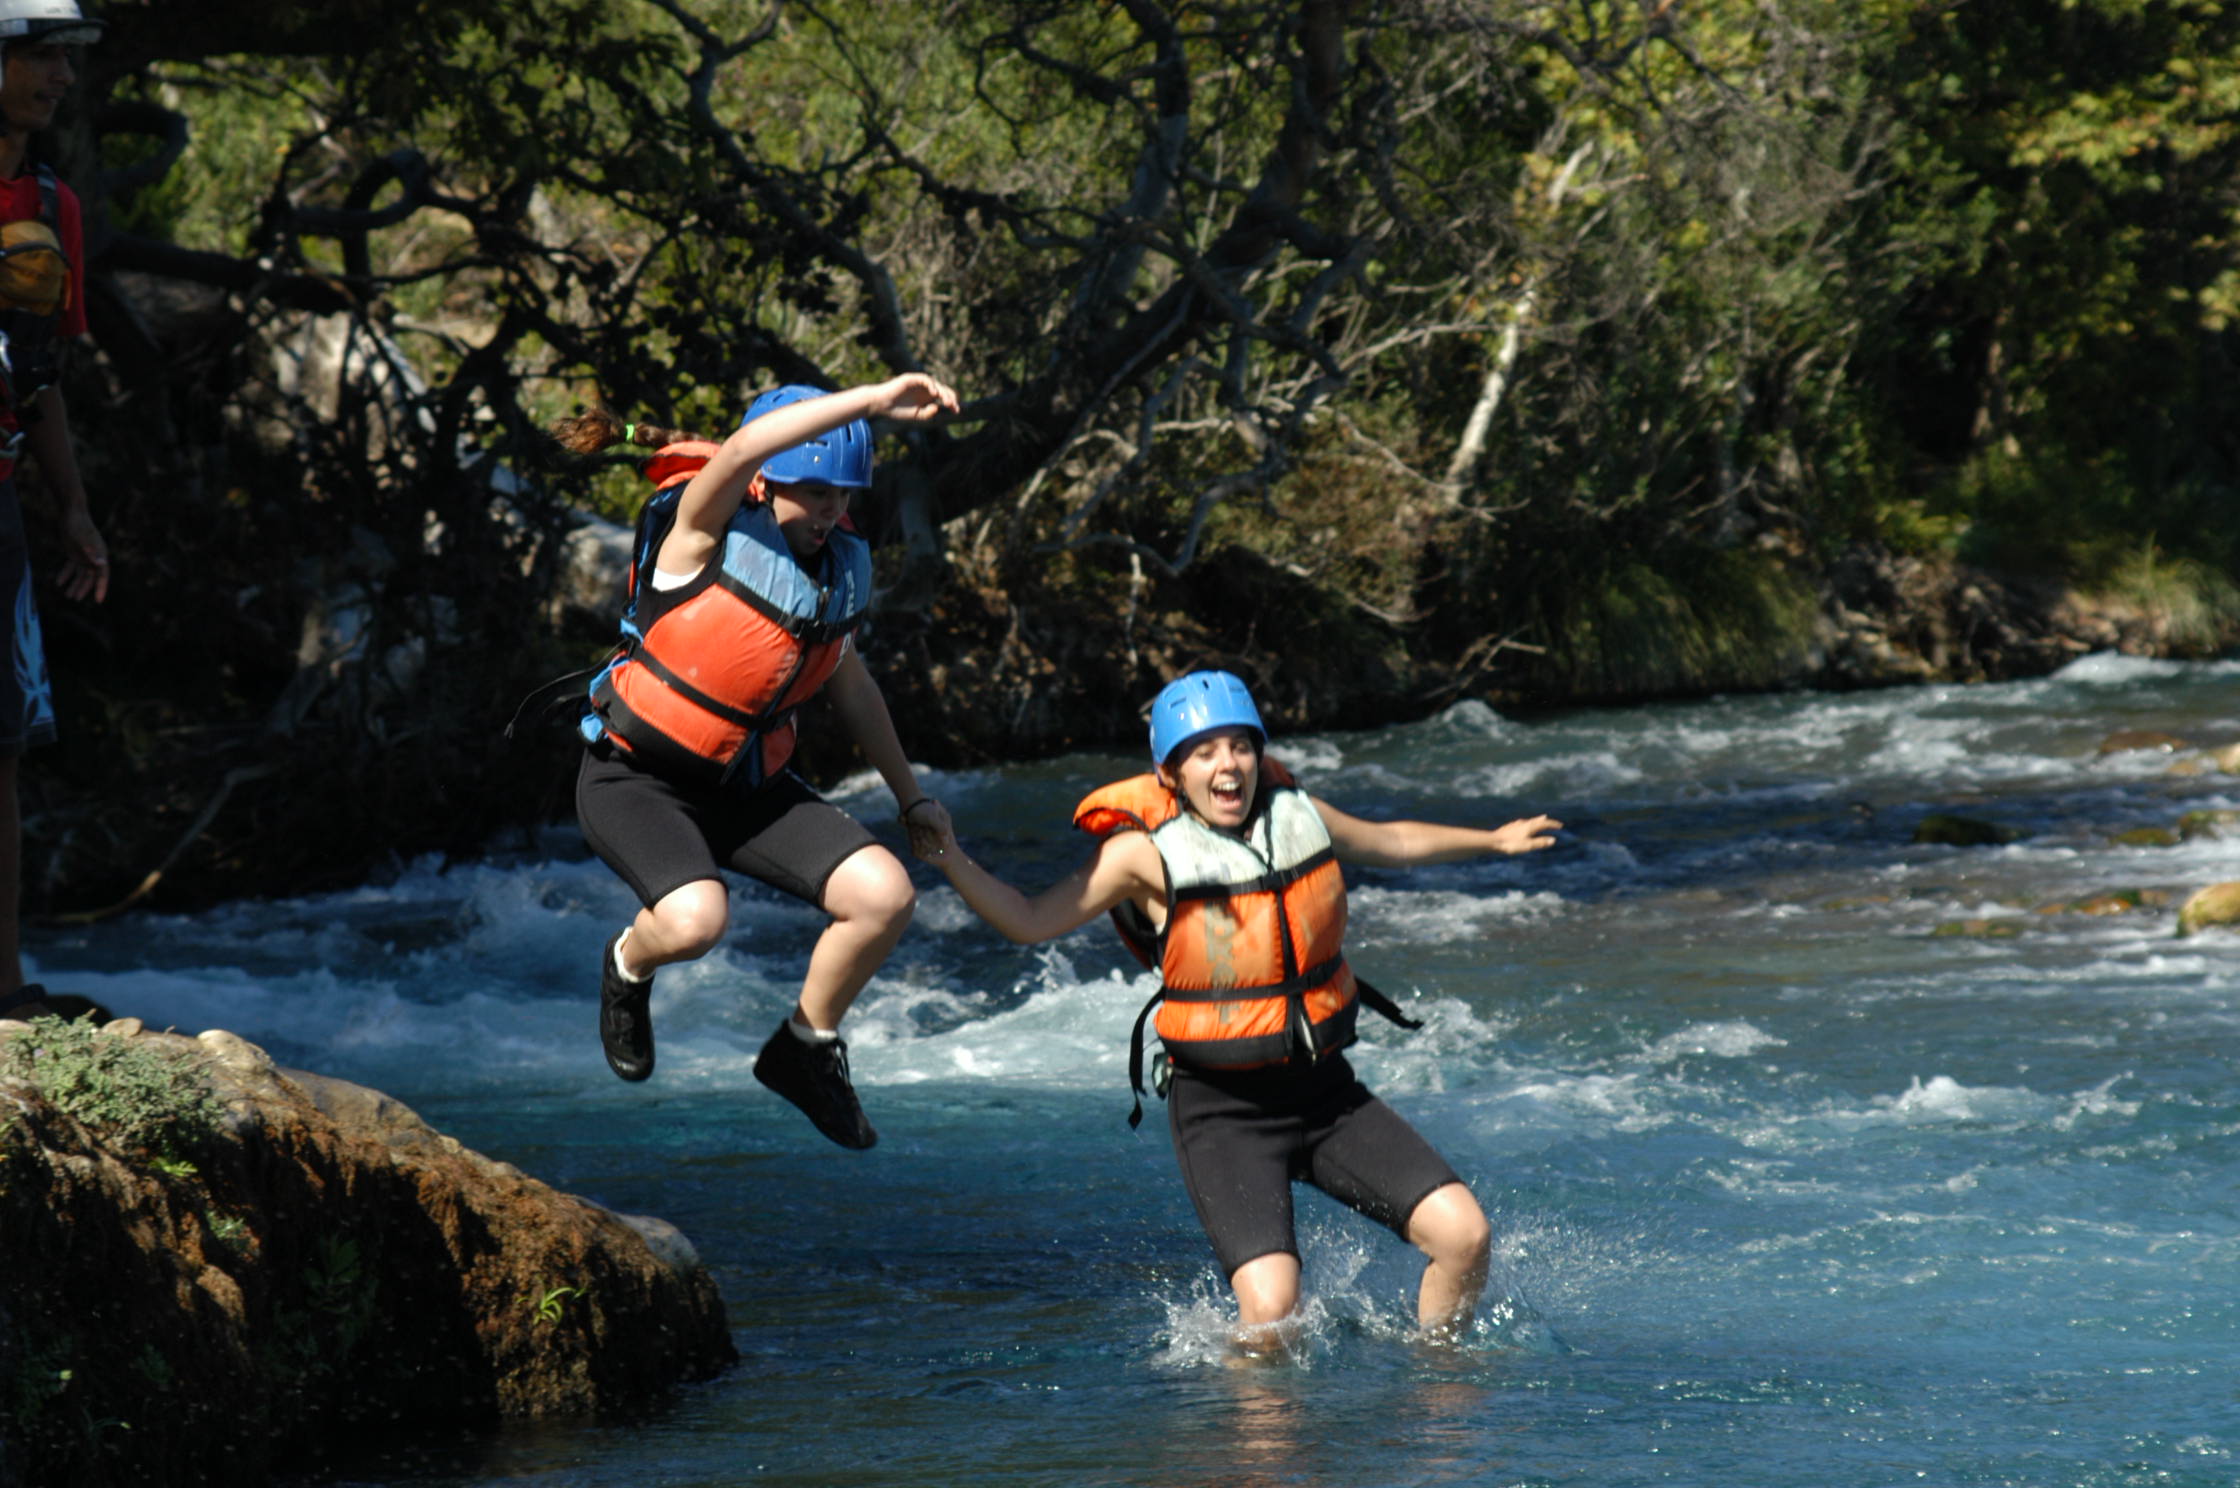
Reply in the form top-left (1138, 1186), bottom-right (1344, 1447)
top-left (503, 664), bottom-right (601, 741)
top-left (1354, 975), bottom-right (1424, 1030)
top-left (618, 642), bottom-right (798, 734)
top-left (1167, 845), bottom-right (1336, 904)
top-left (589, 685), bottom-right (771, 794)
top-left (1125, 987), bottom-right (1163, 1129)
top-left (707, 568), bottom-right (866, 647)
top-left (1157, 953), bottom-right (1347, 1003)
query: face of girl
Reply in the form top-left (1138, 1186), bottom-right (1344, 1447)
top-left (1159, 728), bottom-right (1261, 831)
top-left (765, 480), bottom-right (852, 561)
top-left (0, 42), bottom-right (77, 134)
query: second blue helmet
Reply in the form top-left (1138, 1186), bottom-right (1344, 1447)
top-left (741, 384), bottom-right (874, 488)
top-left (1148, 670), bottom-right (1266, 768)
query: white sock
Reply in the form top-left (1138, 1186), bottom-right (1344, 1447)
top-left (612, 930), bottom-right (652, 985)
top-left (788, 1015), bottom-right (839, 1044)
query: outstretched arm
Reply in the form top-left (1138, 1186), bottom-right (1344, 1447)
top-left (659, 373), bottom-right (958, 574)
top-left (915, 811), bottom-right (1166, 946)
top-left (1313, 797), bottom-right (1562, 869)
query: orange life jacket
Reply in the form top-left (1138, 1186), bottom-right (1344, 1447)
top-left (1076, 762), bottom-right (1379, 1120)
top-left (582, 441), bottom-right (872, 793)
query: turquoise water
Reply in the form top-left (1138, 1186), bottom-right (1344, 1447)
top-left (42, 653), bottom-right (2240, 1486)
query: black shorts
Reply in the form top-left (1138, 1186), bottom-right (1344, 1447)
top-left (575, 747), bottom-right (878, 909)
top-left (1166, 1053), bottom-right (1464, 1278)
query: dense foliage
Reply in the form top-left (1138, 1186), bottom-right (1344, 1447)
top-left (23, 0), bottom-right (2239, 907)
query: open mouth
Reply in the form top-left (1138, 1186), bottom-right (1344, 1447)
top-left (1208, 776), bottom-right (1247, 812)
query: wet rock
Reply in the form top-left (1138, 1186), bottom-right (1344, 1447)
top-left (2111, 826), bottom-right (2182, 848)
top-left (2097, 729), bottom-right (2189, 756)
top-left (2176, 882), bottom-right (2240, 937)
top-left (1912, 813), bottom-right (2022, 847)
top-left (2216, 743), bottom-right (2240, 773)
top-left (1931, 918), bottom-right (2023, 938)
top-left (0, 1023), bottom-right (734, 1486)
top-left (2042, 890), bottom-right (2147, 916)
top-left (2178, 809), bottom-right (2240, 841)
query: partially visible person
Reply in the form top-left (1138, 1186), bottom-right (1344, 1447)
top-left (917, 671), bottom-right (1562, 1347)
top-left (0, 0), bottom-right (108, 1022)
top-left (552, 375), bottom-right (957, 1149)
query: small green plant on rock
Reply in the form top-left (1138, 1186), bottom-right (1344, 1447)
top-left (534, 1284), bottom-right (585, 1325)
top-left (0, 1016), bottom-right (223, 1166)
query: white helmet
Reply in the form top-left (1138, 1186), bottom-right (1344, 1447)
top-left (0, 0), bottom-right (103, 47)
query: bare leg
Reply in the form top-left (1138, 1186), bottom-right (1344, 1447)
top-left (1405, 1181), bottom-right (1492, 1336)
top-left (795, 844), bottom-right (914, 1031)
top-left (619, 878), bottom-right (730, 975)
top-left (1229, 1251), bottom-right (1304, 1355)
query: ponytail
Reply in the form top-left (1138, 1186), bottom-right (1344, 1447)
top-left (549, 406), bottom-right (706, 456)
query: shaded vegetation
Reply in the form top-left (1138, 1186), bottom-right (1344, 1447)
top-left (15, 0), bottom-right (2238, 910)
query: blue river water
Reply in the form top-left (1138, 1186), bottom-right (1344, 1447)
top-left (37, 653), bottom-right (2240, 1487)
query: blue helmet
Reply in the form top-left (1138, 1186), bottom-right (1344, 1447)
top-left (1148, 670), bottom-right (1266, 768)
top-left (740, 384), bottom-right (874, 488)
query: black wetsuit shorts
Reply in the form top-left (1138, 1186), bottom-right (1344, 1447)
top-left (1166, 1051), bottom-right (1463, 1278)
top-left (575, 746), bottom-right (878, 909)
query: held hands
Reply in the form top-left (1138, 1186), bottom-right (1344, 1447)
top-left (904, 801), bottom-right (963, 868)
top-left (868, 374), bottom-right (960, 425)
top-left (1490, 814), bottom-right (1563, 855)
top-left (900, 797), bottom-right (955, 863)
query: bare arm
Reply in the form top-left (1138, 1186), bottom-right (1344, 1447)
top-left (916, 810), bottom-right (1166, 946)
top-left (657, 373), bottom-right (958, 575)
top-left (822, 642), bottom-right (948, 855)
top-left (1312, 796), bottom-right (1562, 869)
top-left (24, 387), bottom-right (106, 604)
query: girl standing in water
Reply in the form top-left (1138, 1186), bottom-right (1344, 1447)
top-left (554, 376), bottom-right (958, 1149)
top-left (916, 670), bottom-right (1560, 1342)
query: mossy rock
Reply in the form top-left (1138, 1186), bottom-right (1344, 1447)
top-left (2178, 809), bottom-right (2240, 842)
top-left (2112, 826), bottom-right (2182, 848)
top-left (2098, 729), bottom-right (2190, 756)
top-left (2066, 890), bottom-right (2145, 915)
top-left (1913, 813), bottom-right (2022, 847)
top-left (1931, 918), bottom-right (2023, 939)
top-left (2175, 882), bottom-right (2240, 937)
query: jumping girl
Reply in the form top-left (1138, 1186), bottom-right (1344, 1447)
top-left (554, 375), bottom-right (958, 1150)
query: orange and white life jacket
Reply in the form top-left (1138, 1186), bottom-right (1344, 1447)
top-left (581, 441), bottom-right (872, 793)
top-left (1075, 764), bottom-right (1374, 1116)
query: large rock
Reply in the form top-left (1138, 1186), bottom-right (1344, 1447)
top-left (0, 1021), bottom-right (733, 1487)
top-left (2176, 882), bottom-right (2240, 938)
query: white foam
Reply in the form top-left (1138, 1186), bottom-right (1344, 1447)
top-left (1645, 1021), bottom-right (1787, 1062)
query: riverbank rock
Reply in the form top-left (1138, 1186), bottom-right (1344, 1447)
top-left (0, 1019), bottom-right (733, 1487)
top-left (2175, 882), bottom-right (2240, 938)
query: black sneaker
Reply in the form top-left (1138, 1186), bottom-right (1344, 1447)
top-left (753, 1020), bottom-right (877, 1149)
top-left (599, 933), bottom-right (655, 1082)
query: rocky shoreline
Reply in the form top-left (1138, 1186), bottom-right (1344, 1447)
top-left (0, 1019), bottom-right (732, 1487)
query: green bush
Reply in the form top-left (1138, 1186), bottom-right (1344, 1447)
top-left (0, 1017), bottom-right (223, 1165)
